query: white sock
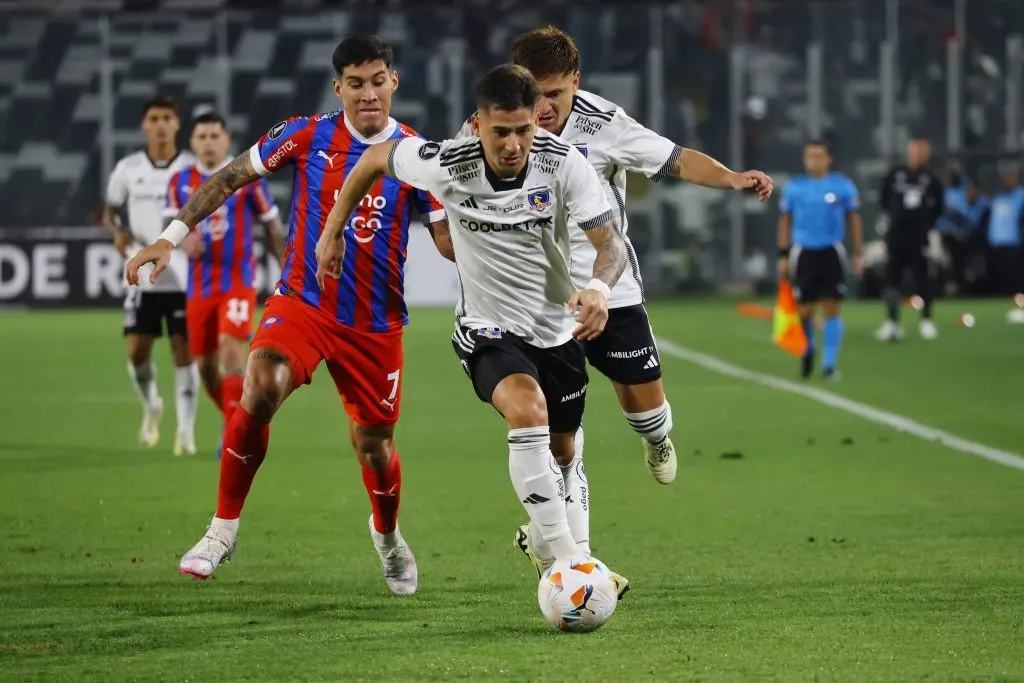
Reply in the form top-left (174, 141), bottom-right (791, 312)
top-left (508, 426), bottom-right (578, 558)
top-left (625, 401), bottom-right (673, 444)
top-left (174, 363), bottom-right (200, 437)
top-left (562, 427), bottom-right (591, 554)
top-left (210, 516), bottom-right (239, 540)
top-left (128, 360), bottom-right (159, 411)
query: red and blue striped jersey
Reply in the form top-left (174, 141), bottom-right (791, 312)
top-left (165, 163), bottom-right (279, 299)
top-left (248, 111), bottom-right (446, 333)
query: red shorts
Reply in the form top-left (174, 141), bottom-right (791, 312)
top-left (250, 292), bottom-right (404, 427)
top-left (186, 288), bottom-right (257, 357)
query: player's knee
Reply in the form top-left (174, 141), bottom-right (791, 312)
top-left (351, 424), bottom-right (396, 469)
top-left (242, 359), bottom-right (290, 420)
top-left (197, 355), bottom-right (219, 388)
top-left (549, 432), bottom-right (575, 466)
top-left (503, 391), bottom-right (548, 429)
top-left (126, 336), bottom-right (152, 365)
top-left (218, 338), bottom-right (246, 376)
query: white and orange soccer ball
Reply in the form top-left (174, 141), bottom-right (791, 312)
top-left (537, 555), bottom-right (618, 633)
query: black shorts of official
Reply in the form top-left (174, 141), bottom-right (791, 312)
top-left (123, 289), bottom-right (188, 338)
top-left (789, 244), bottom-right (848, 303)
top-left (580, 304), bottom-right (662, 385)
top-left (451, 325), bottom-right (588, 434)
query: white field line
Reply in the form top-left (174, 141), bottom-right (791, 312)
top-left (656, 337), bottom-right (1024, 472)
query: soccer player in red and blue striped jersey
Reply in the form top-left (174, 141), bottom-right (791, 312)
top-left (165, 112), bottom-right (286, 430)
top-left (126, 36), bottom-right (447, 592)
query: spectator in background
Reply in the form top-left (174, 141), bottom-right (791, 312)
top-left (938, 170), bottom-right (989, 296)
top-left (985, 166), bottom-right (1024, 297)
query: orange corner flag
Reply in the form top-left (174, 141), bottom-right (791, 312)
top-left (773, 281), bottom-right (808, 358)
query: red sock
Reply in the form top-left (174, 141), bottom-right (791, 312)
top-left (203, 381), bottom-right (223, 413)
top-left (220, 374), bottom-right (245, 422)
top-left (362, 451), bottom-right (402, 534)
top-left (216, 406), bottom-right (270, 520)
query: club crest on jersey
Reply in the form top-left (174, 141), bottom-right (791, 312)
top-left (268, 121), bottom-right (287, 140)
top-left (418, 142), bottom-right (441, 160)
top-left (262, 316), bottom-right (284, 329)
top-left (477, 327), bottom-right (502, 340)
top-left (527, 188), bottom-right (552, 212)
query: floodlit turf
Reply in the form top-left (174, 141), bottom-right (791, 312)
top-left (1, 299), bottom-right (1021, 682)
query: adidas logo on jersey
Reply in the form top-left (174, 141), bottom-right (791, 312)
top-left (459, 197), bottom-right (479, 209)
top-left (643, 355), bottom-right (660, 370)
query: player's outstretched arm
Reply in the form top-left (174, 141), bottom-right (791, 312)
top-left (672, 148), bottom-right (774, 200)
top-left (315, 140), bottom-right (395, 289)
top-left (125, 152), bottom-right (262, 286)
top-left (569, 219), bottom-right (627, 341)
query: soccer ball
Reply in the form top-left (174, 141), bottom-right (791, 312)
top-left (537, 555), bottom-right (618, 632)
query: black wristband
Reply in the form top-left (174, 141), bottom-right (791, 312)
top-left (778, 246), bottom-right (791, 257)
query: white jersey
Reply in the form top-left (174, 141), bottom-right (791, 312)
top-left (457, 90), bottom-right (680, 308)
top-left (388, 129), bottom-right (614, 348)
top-left (106, 150), bottom-right (195, 292)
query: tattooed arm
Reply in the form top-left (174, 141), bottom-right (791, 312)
top-left (567, 217), bottom-right (627, 342)
top-left (583, 220), bottom-right (627, 288)
top-left (175, 153), bottom-right (261, 229)
top-left (125, 152), bottom-right (262, 285)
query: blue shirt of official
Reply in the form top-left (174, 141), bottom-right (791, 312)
top-left (780, 172), bottom-right (860, 249)
top-left (939, 186), bottom-right (988, 237)
top-left (988, 187), bottom-right (1024, 247)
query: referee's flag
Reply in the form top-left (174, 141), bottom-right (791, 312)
top-left (773, 281), bottom-right (808, 357)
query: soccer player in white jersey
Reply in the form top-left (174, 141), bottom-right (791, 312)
top-left (492, 26), bottom-right (774, 574)
top-left (315, 64), bottom-right (632, 596)
top-left (102, 95), bottom-right (200, 455)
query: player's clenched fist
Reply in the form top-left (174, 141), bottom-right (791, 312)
top-left (314, 230), bottom-right (345, 290)
top-left (731, 170), bottom-right (775, 201)
top-left (569, 287), bottom-right (610, 341)
top-left (124, 239), bottom-right (173, 286)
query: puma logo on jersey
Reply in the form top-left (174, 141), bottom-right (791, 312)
top-left (317, 150), bottom-right (338, 168)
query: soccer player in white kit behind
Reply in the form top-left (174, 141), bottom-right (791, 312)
top-left (101, 94), bottom-right (200, 455)
top-left (315, 64), bottom-right (632, 596)
top-left (505, 26), bottom-right (775, 489)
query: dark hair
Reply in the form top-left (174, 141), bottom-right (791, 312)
top-left (332, 34), bottom-right (393, 76)
top-left (141, 93), bottom-right (178, 118)
top-left (191, 111), bottom-right (227, 134)
top-left (475, 64), bottom-right (540, 113)
top-left (510, 26), bottom-right (580, 80)
top-left (805, 138), bottom-right (831, 153)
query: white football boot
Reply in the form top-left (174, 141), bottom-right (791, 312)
top-left (919, 319), bottom-right (938, 340)
top-left (515, 524), bottom-right (630, 600)
top-left (173, 431), bottom-right (196, 457)
top-left (643, 436), bottom-right (677, 485)
top-left (874, 320), bottom-right (904, 342)
top-left (179, 524), bottom-right (236, 580)
top-left (139, 397), bottom-right (163, 448)
top-left (369, 515), bottom-right (418, 596)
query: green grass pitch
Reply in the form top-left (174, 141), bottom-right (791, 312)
top-left (1, 298), bottom-right (1021, 682)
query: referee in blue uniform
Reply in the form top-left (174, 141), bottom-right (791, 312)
top-left (777, 140), bottom-right (863, 380)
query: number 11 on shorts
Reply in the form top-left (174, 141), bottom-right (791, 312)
top-left (381, 370), bottom-right (400, 411)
